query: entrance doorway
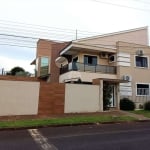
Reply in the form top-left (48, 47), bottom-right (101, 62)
top-left (103, 82), bottom-right (116, 110)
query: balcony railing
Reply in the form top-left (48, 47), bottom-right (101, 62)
top-left (60, 62), bottom-right (116, 74)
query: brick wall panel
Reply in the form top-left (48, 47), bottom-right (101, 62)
top-left (38, 82), bottom-right (65, 115)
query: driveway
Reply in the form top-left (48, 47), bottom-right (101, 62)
top-left (0, 122), bottom-right (150, 150)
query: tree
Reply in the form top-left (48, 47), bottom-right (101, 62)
top-left (7, 66), bottom-right (25, 76)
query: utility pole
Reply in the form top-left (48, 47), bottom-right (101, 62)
top-left (2, 68), bottom-right (4, 75)
top-left (75, 29), bottom-right (78, 40)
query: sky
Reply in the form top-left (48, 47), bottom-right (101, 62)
top-left (0, 0), bottom-right (150, 74)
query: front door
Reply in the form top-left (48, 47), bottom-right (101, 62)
top-left (109, 85), bottom-right (116, 107)
top-left (103, 82), bottom-right (116, 110)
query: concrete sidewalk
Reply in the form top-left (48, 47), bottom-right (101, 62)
top-left (120, 110), bottom-right (150, 121)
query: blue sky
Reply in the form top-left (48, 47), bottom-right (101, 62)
top-left (0, 0), bottom-right (150, 73)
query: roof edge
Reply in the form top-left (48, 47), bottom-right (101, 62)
top-left (75, 26), bottom-right (148, 42)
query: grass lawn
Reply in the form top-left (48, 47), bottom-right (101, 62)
top-left (131, 110), bottom-right (150, 118)
top-left (0, 115), bottom-right (136, 129)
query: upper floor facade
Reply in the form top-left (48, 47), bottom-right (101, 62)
top-left (33, 26), bottom-right (150, 85)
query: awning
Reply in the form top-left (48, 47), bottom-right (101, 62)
top-left (30, 59), bottom-right (36, 65)
top-left (60, 42), bottom-right (117, 56)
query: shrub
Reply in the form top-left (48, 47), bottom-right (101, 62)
top-left (120, 98), bottom-right (135, 111)
top-left (144, 101), bottom-right (150, 110)
top-left (139, 104), bottom-right (144, 109)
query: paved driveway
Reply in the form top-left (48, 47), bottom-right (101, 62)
top-left (0, 122), bottom-right (150, 150)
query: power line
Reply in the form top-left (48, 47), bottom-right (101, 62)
top-left (0, 20), bottom-right (149, 44)
top-left (0, 31), bottom-right (150, 49)
top-left (0, 20), bottom-right (149, 49)
top-left (0, 20), bottom-right (102, 38)
top-left (0, 37), bottom-right (37, 43)
top-left (0, 26), bottom-right (150, 47)
top-left (91, 0), bottom-right (150, 12)
top-left (0, 43), bottom-right (35, 48)
top-left (0, 33), bottom-right (38, 40)
top-left (0, 39), bottom-right (150, 52)
top-left (134, 0), bottom-right (150, 5)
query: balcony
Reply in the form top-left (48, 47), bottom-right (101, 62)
top-left (60, 62), bottom-right (116, 75)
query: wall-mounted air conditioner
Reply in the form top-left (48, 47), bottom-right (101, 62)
top-left (108, 55), bottom-right (116, 63)
top-left (136, 50), bottom-right (143, 56)
top-left (100, 52), bottom-right (108, 59)
top-left (122, 75), bottom-right (132, 82)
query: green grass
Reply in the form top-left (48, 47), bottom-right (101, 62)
top-left (0, 115), bottom-right (136, 129)
top-left (131, 110), bottom-right (150, 118)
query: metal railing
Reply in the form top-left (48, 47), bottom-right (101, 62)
top-left (60, 62), bottom-right (116, 74)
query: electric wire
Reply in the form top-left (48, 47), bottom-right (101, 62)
top-left (91, 0), bottom-right (150, 12)
top-left (133, 0), bottom-right (150, 5)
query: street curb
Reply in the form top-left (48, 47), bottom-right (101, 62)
top-left (0, 119), bottom-right (150, 131)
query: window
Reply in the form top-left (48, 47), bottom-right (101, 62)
top-left (135, 56), bottom-right (148, 68)
top-left (136, 84), bottom-right (149, 96)
top-left (84, 55), bottom-right (97, 66)
top-left (40, 57), bottom-right (49, 76)
top-left (40, 57), bottom-right (49, 67)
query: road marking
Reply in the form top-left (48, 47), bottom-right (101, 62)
top-left (28, 129), bottom-right (58, 150)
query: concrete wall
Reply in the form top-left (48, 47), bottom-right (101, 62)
top-left (0, 76), bottom-right (104, 116)
top-left (0, 80), bottom-right (40, 116)
top-left (117, 41), bottom-right (150, 108)
top-left (77, 27), bottom-right (148, 46)
top-left (64, 84), bottom-right (101, 113)
top-left (59, 71), bottom-right (117, 83)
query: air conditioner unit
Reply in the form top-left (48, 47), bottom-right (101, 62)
top-left (100, 52), bottom-right (108, 59)
top-left (136, 50), bottom-right (143, 56)
top-left (108, 55), bottom-right (116, 63)
top-left (122, 75), bottom-right (132, 82)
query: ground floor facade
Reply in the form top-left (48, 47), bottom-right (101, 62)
top-left (0, 75), bottom-right (149, 117)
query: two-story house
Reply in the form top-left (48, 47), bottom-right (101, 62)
top-left (32, 26), bottom-right (150, 109)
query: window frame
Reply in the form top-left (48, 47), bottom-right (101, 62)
top-left (40, 56), bottom-right (50, 67)
top-left (39, 56), bottom-right (50, 75)
top-left (134, 55), bottom-right (149, 69)
top-left (136, 83), bottom-right (150, 96)
top-left (83, 55), bottom-right (98, 66)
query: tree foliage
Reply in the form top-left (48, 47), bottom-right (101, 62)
top-left (9, 66), bottom-right (25, 75)
top-left (7, 66), bottom-right (30, 76)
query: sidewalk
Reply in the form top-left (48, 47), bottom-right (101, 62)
top-left (120, 110), bottom-right (150, 121)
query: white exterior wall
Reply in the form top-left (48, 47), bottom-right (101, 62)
top-left (59, 71), bottom-right (117, 83)
top-left (64, 84), bottom-right (101, 113)
top-left (0, 80), bottom-right (40, 116)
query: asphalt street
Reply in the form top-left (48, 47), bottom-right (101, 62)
top-left (0, 122), bottom-right (150, 150)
